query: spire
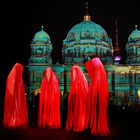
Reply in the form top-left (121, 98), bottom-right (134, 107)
top-left (41, 25), bottom-right (44, 31)
top-left (114, 20), bottom-right (121, 64)
top-left (84, 1), bottom-right (91, 21)
top-left (85, 1), bottom-right (89, 16)
top-left (115, 20), bottom-right (119, 52)
top-left (135, 24), bottom-right (138, 30)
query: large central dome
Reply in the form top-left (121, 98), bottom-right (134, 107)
top-left (62, 16), bottom-right (113, 64)
top-left (62, 2), bottom-right (113, 65)
top-left (64, 19), bottom-right (109, 44)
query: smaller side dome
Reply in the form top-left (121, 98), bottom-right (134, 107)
top-left (33, 26), bottom-right (51, 43)
top-left (128, 25), bottom-right (140, 42)
top-left (126, 25), bottom-right (140, 64)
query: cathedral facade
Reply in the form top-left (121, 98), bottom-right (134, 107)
top-left (26, 9), bottom-right (140, 107)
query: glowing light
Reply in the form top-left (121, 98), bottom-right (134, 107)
top-left (115, 56), bottom-right (121, 61)
top-left (85, 57), bottom-right (110, 136)
top-left (61, 91), bottom-right (64, 96)
top-left (138, 90), bottom-right (140, 98)
top-left (38, 67), bottom-right (60, 128)
top-left (66, 65), bottom-right (88, 132)
top-left (3, 63), bottom-right (28, 127)
top-left (34, 88), bottom-right (40, 96)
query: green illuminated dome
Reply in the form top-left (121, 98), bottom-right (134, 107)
top-left (33, 26), bottom-right (51, 43)
top-left (29, 26), bottom-right (52, 65)
top-left (62, 2), bottom-right (113, 64)
top-left (128, 25), bottom-right (140, 41)
top-left (126, 25), bottom-right (140, 64)
top-left (62, 14), bottom-right (113, 64)
top-left (64, 19), bottom-right (109, 45)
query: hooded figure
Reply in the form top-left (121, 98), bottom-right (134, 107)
top-left (3, 63), bottom-right (28, 128)
top-left (38, 67), bottom-right (60, 128)
top-left (66, 65), bottom-right (88, 132)
top-left (85, 57), bottom-right (110, 136)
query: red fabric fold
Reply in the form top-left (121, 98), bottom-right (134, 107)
top-left (66, 65), bottom-right (88, 132)
top-left (85, 57), bottom-right (110, 136)
top-left (38, 67), bottom-right (60, 128)
top-left (3, 63), bottom-right (28, 128)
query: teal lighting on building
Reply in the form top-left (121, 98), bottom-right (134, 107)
top-left (26, 3), bottom-right (140, 108)
top-left (126, 25), bottom-right (140, 64)
top-left (26, 26), bottom-right (53, 104)
top-left (62, 16), bottom-right (113, 65)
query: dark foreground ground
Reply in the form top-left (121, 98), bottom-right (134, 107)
top-left (0, 104), bottom-right (140, 140)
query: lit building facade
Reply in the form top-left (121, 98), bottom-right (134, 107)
top-left (26, 5), bottom-right (140, 107)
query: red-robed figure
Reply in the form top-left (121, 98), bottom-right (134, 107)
top-left (38, 67), bottom-right (60, 128)
top-left (85, 57), bottom-right (110, 136)
top-left (3, 63), bottom-right (28, 128)
top-left (66, 65), bottom-right (88, 132)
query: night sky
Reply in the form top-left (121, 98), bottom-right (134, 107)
top-left (0, 0), bottom-right (140, 114)
top-left (1, 0), bottom-right (140, 66)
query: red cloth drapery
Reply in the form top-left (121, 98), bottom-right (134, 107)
top-left (38, 67), bottom-right (60, 128)
top-left (85, 57), bottom-right (110, 136)
top-left (66, 65), bottom-right (88, 132)
top-left (3, 63), bottom-right (28, 128)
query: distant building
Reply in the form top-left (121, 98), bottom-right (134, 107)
top-left (26, 3), bottom-right (140, 107)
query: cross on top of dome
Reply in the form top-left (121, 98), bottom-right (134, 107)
top-left (135, 24), bottom-right (138, 30)
top-left (84, 1), bottom-right (91, 21)
top-left (41, 25), bottom-right (44, 31)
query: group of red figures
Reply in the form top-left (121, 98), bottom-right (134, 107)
top-left (3, 57), bottom-right (110, 136)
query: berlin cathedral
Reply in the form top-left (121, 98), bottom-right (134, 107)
top-left (26, 2), bottom-right (140, 108)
